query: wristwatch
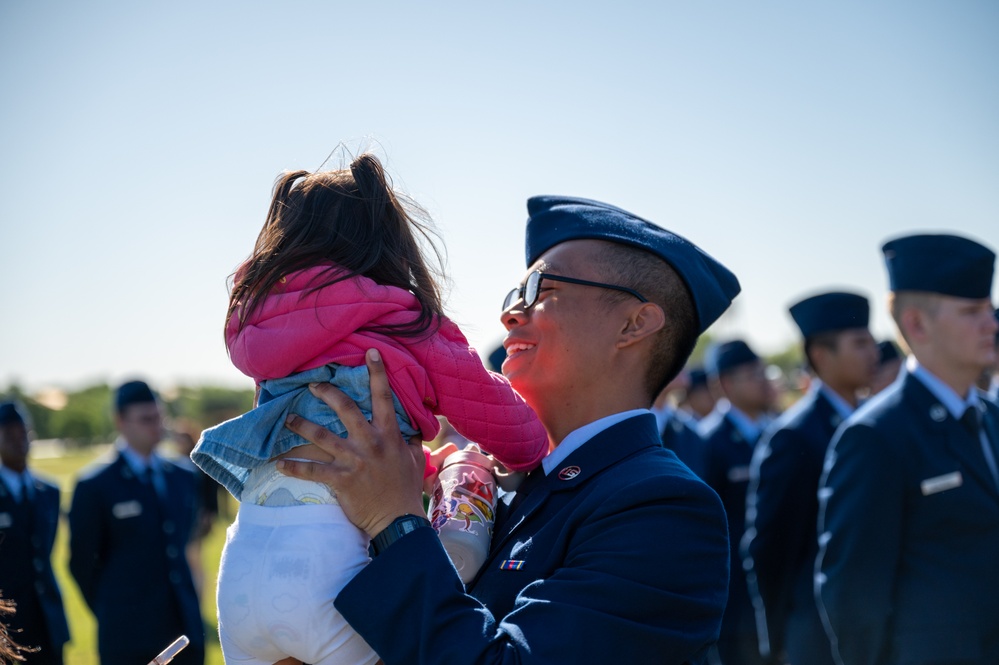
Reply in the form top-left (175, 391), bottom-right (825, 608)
top-left (370, 514), bottom-right (431, 557)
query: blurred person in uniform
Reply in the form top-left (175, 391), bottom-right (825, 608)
top-left (743, 292), bottom-right (877, 665)
top-left (0, 401), bottom-right (69, 665)
top-left (870, 340), bottom-right (903, 396)
top-left (653, 370), bottom-right (706, 475)
top-left (171, 429), bottom-right (219, 600)
top-left (700, 340), bottom-right (777, 665)
top-left (68, 380), bottom-right (204, 665)
top-left (680, 366), bottom-right (716, 422)
top-left (816, 234), bottom-right (999, 665)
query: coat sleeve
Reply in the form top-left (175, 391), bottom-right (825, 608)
top-left (335, 475), bottom-right (729, 665)
top-left (816, 424), bottom-right (903, 665)
top-left (68, 477), bottom-right (106, 613)
top-left (422, 320), bottom-right (548, 472)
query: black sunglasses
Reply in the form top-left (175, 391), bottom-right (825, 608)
top-left (502, 270), bottom-right (648, 312)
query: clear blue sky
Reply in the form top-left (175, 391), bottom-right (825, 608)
top-left (2, 1), bottom-right (997, 393)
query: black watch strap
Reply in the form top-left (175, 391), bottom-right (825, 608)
top-left (370, 514), bottom-right (431, 557)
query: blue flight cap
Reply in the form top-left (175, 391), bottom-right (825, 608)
top-left (687, 366), bottom-right (708, 390)
top-left (0, 401), bottom-right (27, 426)
top-left (788, 291), bottom-right (870, 339)
top-left (882, 233), bottom-right (995, 299)
top-left (877, 340), bottom-right (901, 365)
top-left (706, 340), bottom-right (760, 377)
top-left (524, 196), bottom-right (741, 334)
top-left (114, 380), bottom-right (157, 413)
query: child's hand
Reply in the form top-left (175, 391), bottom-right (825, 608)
top-left (423, 442), bottom-right (459, 495)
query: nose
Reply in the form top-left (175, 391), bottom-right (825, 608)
top-left (501, 304), bottom-right (527, 331)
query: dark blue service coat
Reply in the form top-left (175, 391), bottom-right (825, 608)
top-left (661, 408), bottom-right (707, 477)
top-left (336, 414), bottom-right (730, 664)
top-left (817, 370), bottom-right (999, 665)
top-left (68, 451), bottom-right (204, 665)
top-left (744, 387), bottom-right (839, 665)
top-left (0, 472), bottom-right (70, 664)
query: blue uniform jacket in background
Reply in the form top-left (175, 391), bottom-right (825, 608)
top-left (334, 414), bottom-right (730, 664)
top-left (0, 472), bottom-right (70, 658)
top-left (817, 369), bottom-right (999, 665)
top-left (68, 452), bottom-right (205, 665)
top-left (744, 386), bottom-right (840, 665)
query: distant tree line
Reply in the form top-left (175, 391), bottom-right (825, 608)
top-left (0, 383), bottom-right (254, 446)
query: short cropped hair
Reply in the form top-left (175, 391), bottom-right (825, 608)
top-left (803, 331), bottom-right (841, 373)
top-left (888, 291), bottom-right (942, 354)
top-left (593, 241), bottom-right (699, 400)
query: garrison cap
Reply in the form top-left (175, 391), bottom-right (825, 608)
top-left (0, 401), bottom-right (28, 426)
top-left (687, 366), bottom-right (708, 390)
top-left (789, 291), bottom-right (870, 339)
top-left (114, 380), bottom-right (157, 413)
top-left (882, 233), bottom-right (995, 299)
top-left (706, 340), bottom-right (760, 377)
top-left (525, 196), bottom-right (740, 334)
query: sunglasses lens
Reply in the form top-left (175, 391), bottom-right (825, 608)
top-left (503, 288), bottom-right (520, 311)
top-left (524, 271), bottom-right (541, 308)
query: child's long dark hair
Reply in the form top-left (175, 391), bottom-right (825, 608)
top-left (227, 153), bottom-right (446, 338)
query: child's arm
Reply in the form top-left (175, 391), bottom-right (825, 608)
top-left (422, 319), bottom-right (548, 472)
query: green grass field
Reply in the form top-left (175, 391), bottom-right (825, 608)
top-left (33, 448), bottom-right (230, 665)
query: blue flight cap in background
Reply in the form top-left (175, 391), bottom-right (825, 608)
top-left (706, 340), bottom-right (760, 377)
top-left (114, 380), bottom-right (157, 413)
top-left (524, 195), bottom-right (741, 334)
top-left (788, 291), bottom-right (870, 339)
top-left (882, 233), bottom-right (995, 299)
top-left (877, 340), bottom-right (901, 365)
top-left (0, 401), bottom-right (28, 426)
top-left (687, 366), bottom-right (708, 390)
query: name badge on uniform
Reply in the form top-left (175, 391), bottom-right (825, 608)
top-left (920, 472), bottom-right (963, 496)
top-left (0, 512), bottom-right (11, 528)
top-left (727, 466), bottom-right (751, 483)
top-left (112, 500), bottom-right (143, 519)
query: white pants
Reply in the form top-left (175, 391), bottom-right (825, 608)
top-left (217, 502), bottom-right (379, 665)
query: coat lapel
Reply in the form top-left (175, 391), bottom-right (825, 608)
top-left (904, 375), bottom-right (998, 498)
top-left (489, 414), bottom-right (661, 557)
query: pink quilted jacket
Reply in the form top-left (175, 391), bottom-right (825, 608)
top-left (226, 265), bottom-right (548, 472)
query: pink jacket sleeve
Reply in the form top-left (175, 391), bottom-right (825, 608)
top-left (420, 319), bottom-right (548, 472)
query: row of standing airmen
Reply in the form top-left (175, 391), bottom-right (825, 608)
top-left (0, 382), bottom-right (215, 665)
top-left (656, 233), bottom-right (999, 665)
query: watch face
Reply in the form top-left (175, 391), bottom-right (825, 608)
top-left (400, 519), bottom-right (420, 535)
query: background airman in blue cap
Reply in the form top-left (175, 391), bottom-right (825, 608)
top-left (279, 194), bottom-right (741, 663)
top-left (816, 233), bottom-right (999, 665)
top-left (67, 379), bottom-right (205, 665)
top-left (743, 291), bottom-right (877, 665)
top-left (871, 339), bottom-right (903, 395)
top-left (0, 400), bottom-right (70, 664)
top-left (699, 338), bottom-right (777, 665)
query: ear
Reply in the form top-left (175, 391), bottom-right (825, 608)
top-left (900, 306), bottom-right (929, 346)
top-left (616, 302), bottom-right (666, 349)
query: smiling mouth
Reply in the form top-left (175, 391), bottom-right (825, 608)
top-left (505, 342), bottom-right (536, 356)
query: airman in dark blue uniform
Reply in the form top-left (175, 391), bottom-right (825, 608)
top-left (0, 401), bottom-right (69, 665)
top-left (816, 234), bottom-right (999, 665)
top-left (743, 292), bottom-right (877, 665)
top-left (700, 340), bottom-right (777, 665)
top-left (68, 381), bottom-right (205, 665)
top-left (280, 195), bottom-right (742, 664)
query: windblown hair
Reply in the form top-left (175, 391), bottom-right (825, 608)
top-left (594, 242), bottom-right (699, 401)
top-left (227, 154), bottom-right (446, 339)
top-left (0, 595), bottom-right (34, 662)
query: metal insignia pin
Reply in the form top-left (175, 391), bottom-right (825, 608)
top-left (929, 405), bottom-right (947, 422)
top-left (558, 466), bottom-right (581, 480)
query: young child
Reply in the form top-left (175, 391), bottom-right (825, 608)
top-left (192, 154), bottom-right (548, 665)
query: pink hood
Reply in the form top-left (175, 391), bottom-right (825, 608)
top-left (226, 266), bottom-right (547, 472)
